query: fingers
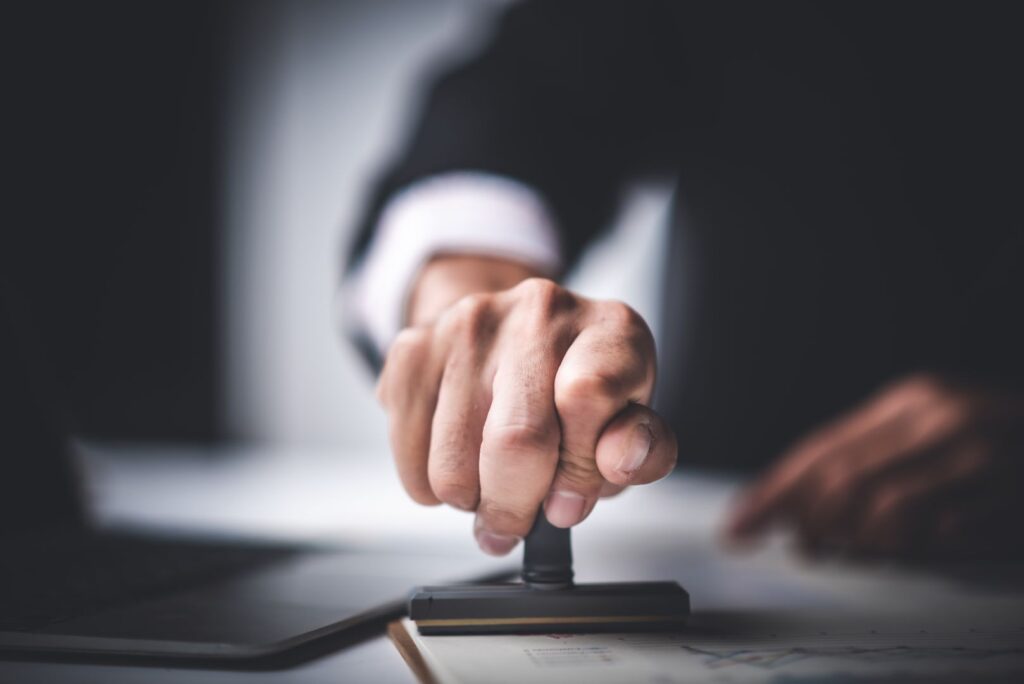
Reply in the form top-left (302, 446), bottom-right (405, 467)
top-left (595, 403), bottom-right (677, 486)
top-left (476, 284), bottom-right (572, 547)
top-left (795, 410), bottom-right (933, 551)
top-left (725, 374), bottom-right (974, 545)
top-left (726, 398), bottom-right (908, 541)
top-left (377, 327), bottom-right (443, 505)
top-left (850, 440), bottom-right (991, 556)
top-left (381, 281), bottom-right (669, 556)
top-left (727, 425), bottom-right (995, 559)
top-left (546, 302), bottom-right (657, 528)
top-left (426, 299), bottom-right (495, 511)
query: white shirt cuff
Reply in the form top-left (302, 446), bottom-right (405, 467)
top-left (344, 172), bottom-right (562, 356)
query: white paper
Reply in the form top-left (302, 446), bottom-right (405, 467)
top-left (401, 614), bottom-right (1024, 684)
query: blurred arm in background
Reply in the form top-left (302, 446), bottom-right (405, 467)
top-left (344, 0), bottom-right (685, 364)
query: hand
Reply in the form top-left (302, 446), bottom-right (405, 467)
top-left (726, 374), bottom-right (1024, 559)
top-left (376, 257), bottom-right (678, 555)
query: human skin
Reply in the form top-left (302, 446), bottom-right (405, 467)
top-left (726, 374), bottom-right (1024, 559)
top-left (376, 254), bottom-right (677, 555)
top-left (378, 254), bottom-right (1024, 559)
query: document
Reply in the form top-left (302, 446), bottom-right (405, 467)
top-left (391, 612), bottom-right (1024, 684)
top-left (387, 474), bottom-right (1024, 683)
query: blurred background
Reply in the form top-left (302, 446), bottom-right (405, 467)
top-left (224, 0), bottom-right (671, 450)
top-left (7, 3), bottom-right (1024, 649)
top-left (9, 0), bottom-right (670, 456)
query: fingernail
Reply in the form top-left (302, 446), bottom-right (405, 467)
top-left (618, 423), bottom-right (652, 475)
top-left (476, 530), bottom-right (520, 556)
top-left (545, 490), bottom-right (586, 527)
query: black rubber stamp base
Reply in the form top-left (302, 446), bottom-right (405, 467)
top-left (409, 512), bottom-right (690, 635)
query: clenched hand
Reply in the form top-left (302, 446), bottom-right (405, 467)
top-left (376, 257), bottom-right (677, 556)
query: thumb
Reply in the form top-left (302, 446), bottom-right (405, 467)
top-left (595, 403), bottom-right (678, 486)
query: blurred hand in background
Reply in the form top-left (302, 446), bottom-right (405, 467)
top-left (727, 374), bottom-right (1024, 559)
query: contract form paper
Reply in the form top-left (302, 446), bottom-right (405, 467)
top-left (386, 472), bottom-right (1024, 682)
top-left (390, 613), bottom-right (1024, 684)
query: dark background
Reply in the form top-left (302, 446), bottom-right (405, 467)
top-left (5, 2), bottom-right (231, 441)
top-left (3, 0), bottom-right (501, 448)
top-left (5, 0), bottom-right (1022, 456)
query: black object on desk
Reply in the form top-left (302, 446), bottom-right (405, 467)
top-left (0, 527), bottom-right (515, 664)
top-left (408, 512), bottom-right (690, 635)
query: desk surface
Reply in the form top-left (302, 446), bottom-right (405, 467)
top-left (3, 444), bottom-right (1022, 682)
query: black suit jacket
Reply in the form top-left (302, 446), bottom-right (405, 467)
top-left (349, 0), bottom-right (1024, 470)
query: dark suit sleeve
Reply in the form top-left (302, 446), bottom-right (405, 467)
top-left (345, 0), bottom-right (687, 276)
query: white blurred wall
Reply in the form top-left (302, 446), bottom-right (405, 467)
top-left (222, 0), bottom-right (670, 449)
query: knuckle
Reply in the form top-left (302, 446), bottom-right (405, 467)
top-left (556, 369), bottom-right (630, 407)
top-left (556, 448), bottom-right (600, 489)
top-left (478, 500), bottom-right (534, 536)
top-left (453, 292), bottom-right (492, 320)
top-left (428, 441), bottom-right (470, 478)
top-left (405, 482), bottom-right (442, 506)
top-left (597, 301), bottom-right (655, 353)
top-left (431, 480), bottom-right (479, 511)
top-left (428, 428), bottom-right (476, 472)
top-left (428, 447), bottom-right (479, 509)
top-left (391, 453), bottom-right (441, 507)
top-left (379, 330), bottom-right (431, 408)
top-left (386, 327), bottom-right (431, 371)
top-left (482, 422), bottom-right (558, 457)
top-left (442, 293), bottom-right (494, 342)
top-left (513, 278), bottom-right (571, 315)
top-left (391, 326), bottom-right (430, 354)
top-left (597, 299), bottom-right (647, 334)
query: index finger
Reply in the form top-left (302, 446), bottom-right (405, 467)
top-left (726, 384), bottom-right (919, 541)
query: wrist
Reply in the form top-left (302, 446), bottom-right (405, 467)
top-left (407, 254), bottom-right (543, 327)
